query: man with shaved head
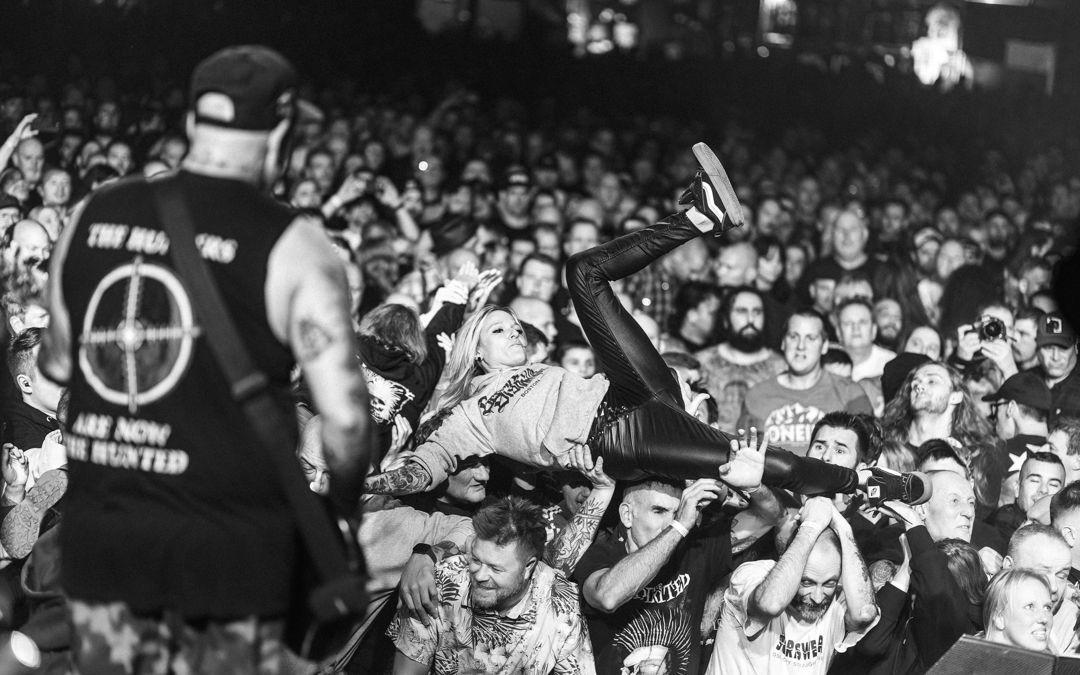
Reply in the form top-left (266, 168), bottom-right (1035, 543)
top-left (709, 496), bottom-right (877, 674)
top-left (11, 137), bottom-right (44, 192)
top-left (6, 219), bottom-right (50, 273)
top-left (714, 242), bottom-right (757, 289)
top-left (800, 207), bottom-right (878, 309)
top-left (1002, 523), bottom-right (1077, 654)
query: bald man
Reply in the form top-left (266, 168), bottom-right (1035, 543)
top-left (12, 137), bottom-right (44, 189)
top-left (714, 242), bottom-right (756, 288)
top-left (800, 207), bottom-right (878, 309)
top-left (7, 218), bottom-right (50, 270)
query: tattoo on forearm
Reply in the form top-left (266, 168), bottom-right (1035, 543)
top-left (296, 318), bottom-right (335, 363)
top-left (548, 496), bottom-right (609, 575)
top-left (364, 463), bottom-right (432, 495)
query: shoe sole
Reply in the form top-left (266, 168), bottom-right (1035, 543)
top-left (692, 142), bottom-right (746, 234)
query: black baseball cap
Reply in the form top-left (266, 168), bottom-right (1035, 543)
top-left (190, 45), bottom-right (298, 131)
top-left (1037, 312), bottom-right (1077, 349)
top-left (502, 167), bottom-right (531, 190)
top-left (981, 371), bottom-right (1052, 412)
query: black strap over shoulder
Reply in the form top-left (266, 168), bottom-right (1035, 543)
top-left (149, 174), bottom-right (364, 627)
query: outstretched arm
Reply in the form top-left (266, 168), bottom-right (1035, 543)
top-left (268, 216), bottom-right (369, 513)
top-left (584, 478), bottom-right (722, 613)
top-left (547, 456), bottom-right (615, 576)
top-left (364, 461), bottom-right (433, 496)
top-left (831, 505), bottom-right (879, 631)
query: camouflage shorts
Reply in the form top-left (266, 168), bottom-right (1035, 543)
top-left (69, 599), bottom-right (284, 675)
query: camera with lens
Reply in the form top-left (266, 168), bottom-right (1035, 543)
top-left (976, 317), bottom-right (1007, 342)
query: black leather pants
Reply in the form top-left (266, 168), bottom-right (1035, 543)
top-left (566, 213), bottom-right (858, 494)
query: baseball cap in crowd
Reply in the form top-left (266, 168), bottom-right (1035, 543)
top-left (0, 194), bottom-right (21, 214)
top-left (981, 371), bottom-right (1052, 413)
top-left (430, 216), bottom-right (479, 257)
top-left (502, 167), bottom-right (531, 191)
top-left (911, 225), bottom-right (943, 251)
top-left (1037, 312), bottom-right (1077, 349)
top-left (190, 45), bottom-right (299, 131)
top-left (882, 352), bottom-right (932, 405)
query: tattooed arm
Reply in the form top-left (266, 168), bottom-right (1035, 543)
top-left (364, 462), bottom-right (433, 496)
top-left (268, 215), bottom-right (369, 514)
top-left (546, 456), bottom-right (616, 576)
top-left (547, 488), bottom-right (613, 576)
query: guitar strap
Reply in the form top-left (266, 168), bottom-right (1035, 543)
top-left (150, 174), bottom-right (366, 624)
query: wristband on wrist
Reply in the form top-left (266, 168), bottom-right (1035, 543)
top-left (669, 521), bottom-right (690, 538)
top-left (412, 543), bottom-right (439, 564)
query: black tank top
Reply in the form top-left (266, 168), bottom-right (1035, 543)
top-left (61, 171), bottom-right (299, 618)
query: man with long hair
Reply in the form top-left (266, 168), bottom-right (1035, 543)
top-left (882, 361), bottom-right (1005, 520)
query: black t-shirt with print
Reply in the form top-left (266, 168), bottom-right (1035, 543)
top-left (573, 518), bottom-right (731, 675)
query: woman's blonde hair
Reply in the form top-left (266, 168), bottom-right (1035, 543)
top-left (983, 568), bottom-right (1051, 637)
top-left (436, 305), bottom-right (520, 412)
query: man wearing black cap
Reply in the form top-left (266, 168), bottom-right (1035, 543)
top-left (492, 166), bottom-right (532, 232)
top-left (1035, 312), bottom-right (1080, 423)
top-left (38, 45), bottom-right (370, 672)
top-left (983, 371), bottom-right (1052, 505)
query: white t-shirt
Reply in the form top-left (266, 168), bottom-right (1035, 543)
top-left (851, 345), bottom-right (896, 383)
top-left (706, 559), bottom-right (873, 675)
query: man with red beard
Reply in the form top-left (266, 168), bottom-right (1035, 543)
top-left (696, 287), bottom-right (785, 431)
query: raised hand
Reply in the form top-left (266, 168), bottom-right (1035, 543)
top-left (581, 455), bottom-right (615, 490)
top-left (1, 443), bottom-right (28, 489)
top-left (467, 269), bottom-right (503, 313)
top-left (676, 479), bottom-right (725, 530)
top-left (718, 427), bottom-right (766, 492)
top-left (878, 499), bottom-right (923, 529)
top-left (11, 114), bottom-right (39, 142)
top-left (374, 175), bottom-right (402, 208)
top-left (451, 260), bottom-right (480, 289)
top-left (798, 496), bottom-right (835, 531)
top-left (559, 442), bottom-right (594, 473)
top-left (436, 332), bottom-right (454, 359)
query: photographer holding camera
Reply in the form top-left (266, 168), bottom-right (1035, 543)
top-left (950, 302), bottom-right (1021, 383)
top-left (323, 169), bottom-right (421, 250)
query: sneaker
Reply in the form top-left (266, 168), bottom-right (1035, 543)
top-left (863, 467), bottom-right (931, 506)
top-left (676, 142), bottom-right (745, 236)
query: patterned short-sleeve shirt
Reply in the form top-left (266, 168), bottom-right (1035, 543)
top-left (389, 554), bottom-right (595, 675)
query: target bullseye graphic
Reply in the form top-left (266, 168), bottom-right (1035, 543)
top-left (79, 256), bottom-right (202, 413)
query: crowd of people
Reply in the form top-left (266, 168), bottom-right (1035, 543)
top-left (0, 45), bottom-right (1078, 675)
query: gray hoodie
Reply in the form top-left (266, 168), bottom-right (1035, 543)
top-left (410, 364), bottom-right (609, 486)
